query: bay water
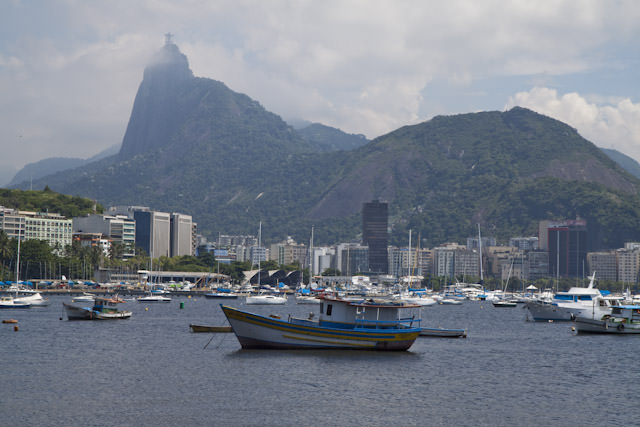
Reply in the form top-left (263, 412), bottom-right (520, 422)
top-left (1, 295), bottom-right (637, 426)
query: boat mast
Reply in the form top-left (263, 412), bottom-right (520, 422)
top-left (477, 224), bottom-right (483, 288)
top-left (16, 224), bottom-right (21, 283)
top-left (408, 229), bottom-right (412, 289)
top-left (257, 221), bottom-right (261, 289)
top-left (309, 225), bottom-right (314, 287)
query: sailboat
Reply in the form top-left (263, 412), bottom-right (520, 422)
top-left (492, 256), bottom-right (517, 307)
top-left (400, 230), bottom-right (436, 306)
top-left (1, 231), bottom-right (33, 308)
top-left (246, 222), bottom-right (287, 305)
top-left (296, 226), bottom-right (320, 304)
top-left (137, 255), bottom-right (171, 302)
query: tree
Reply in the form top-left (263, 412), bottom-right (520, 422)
top-left (321, 268), bottom-right (341, 276)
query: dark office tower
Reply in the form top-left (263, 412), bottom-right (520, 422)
top-left (362, 200), bottom-right (388, 274)
top-left (548, 220), bottom-right (587, 278)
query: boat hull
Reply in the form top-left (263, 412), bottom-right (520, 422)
top-left (419, 327), bottom-right (467, 338)
top-left (525, 301), bottom-right (573, 321)
top-left (0, 302), bottom-right (31, 309)
top-left (204, 293), bottom-right (238, 299)
top-left (575, 317), bottom-right (640, 334)
top-left (190, 324), bottom-right (233, 333)
top-left (221, 305), bottom-right (419, 351)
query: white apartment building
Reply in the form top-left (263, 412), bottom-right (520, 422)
top-left (0, 207), bottom-right (72, 252)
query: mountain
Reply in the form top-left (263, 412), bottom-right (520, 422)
top-left (8, 145), bottom-right (120, 187)
top-left (601, 148), bottom-right (640, 179)
top-left (296, 123), bottom-right (369, 152)
top-left (306, 107), bottom-right (640, 248)
top-left (12, 41), bottom-right (640, 250)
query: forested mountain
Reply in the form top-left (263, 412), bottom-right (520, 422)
top-left (7, 145), bottom-right (119, 187)
top-left (11, 41), bottom-right (640, 250)
top-left (296, 123), bottom-right (369, 152)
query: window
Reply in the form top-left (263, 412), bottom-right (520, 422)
top-left (326, 304), bottom-right (332, 316)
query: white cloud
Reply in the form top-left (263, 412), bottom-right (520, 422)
top-left (506, 87), bottom-right (640, 162)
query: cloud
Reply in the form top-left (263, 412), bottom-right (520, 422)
top-left (506, 87), bottom-right (640, 162)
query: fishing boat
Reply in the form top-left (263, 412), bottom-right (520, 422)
top-left (63, 297), bottom-right (132, 320)
top-left (220, 295), bottom-right (422, 351)
top-left (0, 296), bottom-right (31, 309)
top-left (189, 324), bottom-right (233, 333)
top-left (575, 305), bottom-right (640, 334)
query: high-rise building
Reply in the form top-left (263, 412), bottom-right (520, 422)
top-left (546, 220), bottom-right (587, 278)
top-left (362, 200), bottom-right (388, 274)
top-left (132, 209), bottom-right (171, 258)
top-left (170, 213), bottom-right (194, 257)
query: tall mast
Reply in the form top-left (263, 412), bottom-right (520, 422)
top-left (257, 221), bottom-right (261, 288)
top-left (16, 224), bottom-right (21, 283)
top-left (408, 229), bottom-right (412, 288)
top-left (478, 224), bottom-right (483, 286)
top-left (309, 226), bottom-right (314, 286)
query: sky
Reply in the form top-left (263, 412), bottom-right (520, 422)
top-left (1, 0), bottom-right (640, 185)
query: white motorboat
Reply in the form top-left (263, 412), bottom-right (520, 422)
top-left (245, 293), bottom-right (287, 305)
top-left (398, 293), bottom-right (437, 306)
top-left (295, 294), bottom-right (320, 304)
top-left (14, 292), bottom-right (50, 307)
top-left (575, 305), bottom-right (640, 334)
top-left (72, 292), bottom-right (96, 302)
top-left (525, 273), bottom-right (617, 321)
top-left (439, 298), bottom-right (463, 305)
top-left (137, 293), bottom-right (172, 302)
top-left (0, 296), bottom-right (31, 309)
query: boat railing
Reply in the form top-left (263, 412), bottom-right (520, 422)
top-left (353, 316), bottom-right (421, 330)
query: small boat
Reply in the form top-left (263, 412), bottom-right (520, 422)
top-left (575, 305), bottom-right (640, 334)
top-left (72, 292), bottom-right (96, 302)
top-left (63, 297), bottom-right (132, 320)
top-left (0, 296), bottom-right (31, 309)
top-left (14, 292), bottom-right (50, 306)
top-left (439, 298), bottom-right (463, 305)
top-left (221, 295), bottom-right (422, 351)
top-left (137, 293), bottom-right (172, 303)
top-left (492, 300), bottom-right (517, 308)
top-left (189, 324), bottom-right (233, 333)
top-left (295, 294), bottom-right (320, 304)
top-left (245, 293), bottom-right (287, 305)
top-left (204, 291), bottom-right (239, 299)
top-left (419, 327), bottom-right (467, 338)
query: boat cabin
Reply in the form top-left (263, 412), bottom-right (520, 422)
top-left (318, 296), bottom-right (420, 330)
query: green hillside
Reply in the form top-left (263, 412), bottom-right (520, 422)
top-left (0, 188), bottom-right (101, 218)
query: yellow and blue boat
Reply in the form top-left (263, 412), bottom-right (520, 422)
top-left (220, 296), bottom-right (422, 351)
